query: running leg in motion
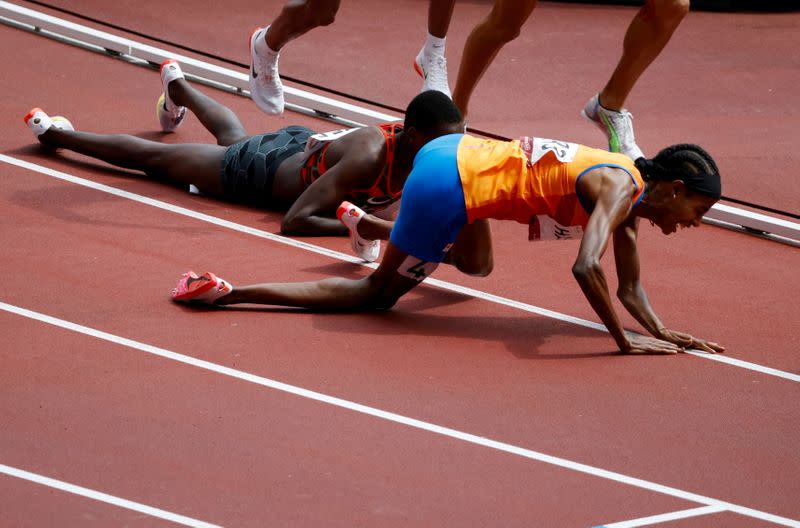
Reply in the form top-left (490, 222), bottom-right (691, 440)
top-left (582, 0), bottom-right (690, 160)
top-left (451, 0), bottom-right (538, 117)
top-left (414, 0), bottom-right (456, 96)
top-left (250, 0), bottom-right (341, 115)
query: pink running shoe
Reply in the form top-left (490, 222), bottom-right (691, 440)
top-left (171, 271), bottom-right (233, 304)
top-left (337, 201), bottom-right (380, 262)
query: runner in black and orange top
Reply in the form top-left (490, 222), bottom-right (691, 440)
top-left (25, 61), bottom-right (463, 255)
top-left (172, 130), bottom-right (726, 356)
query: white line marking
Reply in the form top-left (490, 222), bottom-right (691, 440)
top-left (3, 0), bottom-right (798, 244)
top-left (0, 301), bottom-right (798, 527)
top-left (595, 505), bottom-right (726, 527)
top-left (0, 1), bottom-right (399, 125)
top-left (0, 463), bottom-right (221, 527)
top-left (3, 154), bottom-right (796, 383)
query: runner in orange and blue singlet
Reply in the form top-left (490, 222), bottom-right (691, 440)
top-left (173, 115), bottom-right (725, 356)
top-left (390, 133), bottom-right (647, 263)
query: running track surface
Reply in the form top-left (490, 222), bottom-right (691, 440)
top-left (1, 2), bottom-right (799, 527)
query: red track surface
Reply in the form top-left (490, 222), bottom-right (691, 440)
top-left (27, 0), bottom-right (800, 215)
top-left (1, 3), bottom-right (799, 527)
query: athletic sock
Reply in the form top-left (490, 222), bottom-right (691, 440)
top-left (423, 33), bottom-right (446, 57)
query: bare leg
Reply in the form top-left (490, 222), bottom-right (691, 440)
top-left (443, 219), bottom-right (493, 276)
top-left (427, 0), bottom-right (456, 38)
top-left (356, 215), bottom-right (493, 276)
top-left (264, 0), bottom-right (341, 51)
top-left (38, 128), bottom-right (227, 196)
top-left (598, 0), bottom-right (690, 110)
top-left (217, 242), bottom-right (422, 309)
top-left (356, 214), bottom-right (393, 241)
top-left (452, 0), bottom-right (538, 116)
top-left (168, 79), bottom-right (248, 146)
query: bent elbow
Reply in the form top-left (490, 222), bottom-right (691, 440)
top-left (280, 215), bottom-right (304, 236)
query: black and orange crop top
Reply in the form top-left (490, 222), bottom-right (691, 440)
top-left (299, 123), bottom-right (403, 212)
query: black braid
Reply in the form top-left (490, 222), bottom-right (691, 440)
top-left (635, 144), bottom-right (721, 199)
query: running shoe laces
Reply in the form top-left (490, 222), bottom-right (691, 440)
top-left (414, 49), bottom-right (451, 98)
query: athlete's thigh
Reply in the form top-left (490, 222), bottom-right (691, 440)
top-left (448, 219), bottom-right (494, 276)
top-left (160, 143), bottom-right (228, 196)
top-left (491, 0), bottom-right (538, 23)
top-left (301, 0), bottom-right (340, 16)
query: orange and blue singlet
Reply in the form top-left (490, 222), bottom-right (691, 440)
top-left (390, 134), bottom-right (645, 263)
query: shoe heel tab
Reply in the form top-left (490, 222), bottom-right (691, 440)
top-left (23, 107), bottom-right (43, 124)
top-left (160, 59), bottom-right (178, 72)
top-left (336, 201), bottom-right (354, 221)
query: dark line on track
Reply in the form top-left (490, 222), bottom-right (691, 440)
top-left (23, 0), bottom-right (799, 219)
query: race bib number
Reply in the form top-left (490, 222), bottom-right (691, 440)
top-left (397, 256), bottom-right (439, 282)
top-left (304, 127), bottom-right (360, 154)
top-left (520, 137), bottom-right (579, 165)
top-left (528, 215), bottom-right (584, 241)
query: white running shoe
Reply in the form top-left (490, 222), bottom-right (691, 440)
top-left (24, 108), bottom-right (74, 137)
top-left (157, 60), bottom-right (187, 132)
top-left (414, 48), bottom-right (451, 97)
top-left (337, 201), bottom-right (381, 263)
top-left (249, 26), bottom-right (284, 115)
top-left (581, 94), bottom-right (644, 161)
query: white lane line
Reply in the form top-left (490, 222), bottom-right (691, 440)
top-left (0, 463), bottom-right (221, 527)
top-left (1, 153), bottom-right (798, 384)
top-left (1, 301), bottom-right (798, 528)
top-left (594, 505), bottom-right (726, 527)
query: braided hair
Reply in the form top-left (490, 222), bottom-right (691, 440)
top-left (634, 144), bottom-right (721, 200)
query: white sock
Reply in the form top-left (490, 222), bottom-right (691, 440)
top-left (423, 33), bottom-right (446, 57)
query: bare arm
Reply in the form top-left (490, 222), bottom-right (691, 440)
top-left (613, 219), bottom-right (725, 354)
top-left (612, 218), bottom-right (667, 336)
top-left (572, 170), bottom-right (682, 354)
top-left (280, 130), bottom-right (384, 236)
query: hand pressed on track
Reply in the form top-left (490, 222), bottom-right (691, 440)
top-left (621, 334), bottom-right (685, 355)
top-left (659, 329), bottom-right (725, 354)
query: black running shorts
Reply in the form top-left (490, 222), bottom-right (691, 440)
top-left (220, 125), bottom-right (314, 205)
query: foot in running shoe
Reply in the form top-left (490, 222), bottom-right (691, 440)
top-left (171, 271), bottom-right (234, 304)
top-left (249, 26), bottom-right (284, 115)
top-left (337, 201), bottom-right (381, 263)
top-left (414, 48), bottom-right (451, 97)
top-left (157, 60), bottom-right (187, 132)
top-left (24, 108), bottom-right (74, 144)
top-left (581, 94), bottom-right (644, 161)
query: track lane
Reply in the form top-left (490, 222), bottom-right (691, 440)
top-left (20, 0), bottom-right (800, 214)
top-left (1, 18), bottom-right (799, 527)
